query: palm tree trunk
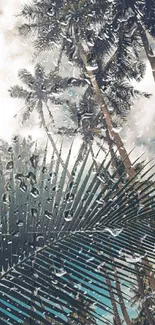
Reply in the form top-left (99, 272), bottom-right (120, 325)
top-left (113, 268), bottom-right (132, 325)
top-left (142, 257), bottom-right (155, 291)
top-left (53, 40), bottom-right (65, 74)
top-left (135, 265), bottom-right (154, 325)
top-left (39, 101), bottom-right (71, 178)
top-left (76, 39), bottom-right (135, 180)
top-left (103, 266), bottom-right (122, 325)
top-left (137, 21), bottom-right (155, 81)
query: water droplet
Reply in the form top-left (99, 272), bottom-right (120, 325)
top-left (86, 257), bottom-right (94, 263)
top-left (36, 235), bottom-right (44, 242)
top-left (6, 161), bottom-right (14, 170)
top-left (140, 234), bottom-right (147, 243)
top-left (47, 197), bottom-right (52, 203)
top-left (54, 203), bottom-right (58, 209)
top-left (6, 182), bottom-right (11, 190)
top-left (97, 261), bottom-right (105, 271)
top-left (125, 253), bottom-right (145, 263)
top-left (86, 62), bottom-right (98, 71)
top-left (55, 268), bottom-right (67, 277)
top-left (16, 220), bottom-right (24, 227)
top-left (34, 287), bottom-right (40, 296)
top-left (51, 279), bottom-right (58, 284)
top-left (42, 167), bottom-right (47, 173)
top-left (31, 208), bottom-right (38, 218)
top-left (13, 135), bottom-right (18, 143)
top-left (30, 187), bottom-right (40, 198)
top-left (20, 181), bottom-right (27, 193)
top-left (12, 231), bottom-right (20, 237)
top-left (8, 147), bottom-right (13, 153)
top-left (2, 193), bottom-right (10, 204)
top-left (45, 210), bottom-right (52, 220)
top-left (33, 272), bottom-right (39, 278)
top-left (64, 210), bottom-right (73, 221)
top-left (103, 227), bottom-right (123, 237)
top-left (27, 172), bottom-right (36, 184)
top-left (15, 173), bottom-right (24, 181)
top-left (112, 126), bottom-right (123, 134)
top-left (30, 154), bottom-right (39, 169)
top-left (66, 192), bottom-right (74, 202)
top-left (47, 7), bottom-right (54, 16)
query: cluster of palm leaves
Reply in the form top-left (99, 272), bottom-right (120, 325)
top-left (0, 136), bottom-right (155, 324)
top-left (5, 0), bottom-right (155, 324)
top-left (10, 0), bottom-right (155, 179)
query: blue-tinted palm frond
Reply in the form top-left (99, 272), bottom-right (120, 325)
top-left (0, 140), bottom-right (155, 324)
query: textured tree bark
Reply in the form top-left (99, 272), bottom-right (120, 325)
top-left (77, 42), bottom-right (136, 180)
top-left (103, 266), bottom-right (122, 325)
top-left (142, 257), bottom-right (155, 291)
top-left (135, 265), bottom-right (154, 325)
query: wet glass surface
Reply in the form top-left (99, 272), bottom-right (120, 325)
top-left (0, 1), bottom-right (155, 324)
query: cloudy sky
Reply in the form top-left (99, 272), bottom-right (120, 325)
top-left (0, 0), bottom-right (155, 166)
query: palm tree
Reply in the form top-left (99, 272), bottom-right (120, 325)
top-left (0, 138), bottom-right (155, 324)
top-left (110, 0), bottom-right (155, 81)
top-left (9, 64), bottom-right (86, 177)
top-left (17, 0), bottom-right (147, 180)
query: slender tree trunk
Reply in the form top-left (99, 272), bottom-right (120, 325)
top-left (113, 268), bottom-right (132, 325)
top-left (137, 21), bottom-right (155, 81)
top-left (76, 40), bottom-right (135, 180)
top-left (39, 101), bottom-right (71, 178)
top-left (53, 40), bottom-right (65, 74)
top-left (142, 257), bottom-right (155, 291)
top-left (103, 266), bottom-right (122, 325)
top-left (135, 265), bottom-right (154, 325)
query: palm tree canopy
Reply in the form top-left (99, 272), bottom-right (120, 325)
top-left (9, 64), bottom-right (86, 124)
top-left (17, 0), bottom-right (151, 130)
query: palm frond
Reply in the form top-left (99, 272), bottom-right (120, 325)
top-left (9, 86), bottom-right (29, 99)
top-left (18, 69), bottom-right (35, 89)
top-left (0, 140), bottom-right (155, 324)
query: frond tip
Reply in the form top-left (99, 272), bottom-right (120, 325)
top-left (9, 85), bottom-right (29, 99)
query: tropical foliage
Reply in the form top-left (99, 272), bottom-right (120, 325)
top-left (5, 0), bottom-right (155, 324)
top-left (0, 138), bottom-right (155, 324)
top-left (13, 0), bottom-right (153, 179)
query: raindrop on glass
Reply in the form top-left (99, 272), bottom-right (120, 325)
top-left (55, 268), bottom-right (67, 277)
top-left (45, 210), bottom-right (53, 220)
top-left (30, 187), bottom-right (40, 198)
top-left (31, 208), bottom-right (38, 218)
top-left (103, 227), bottom-right (123, 237)
top-left (64, 210), bottom-right (73, 221)
top-left (2, 193), bottom-right (10, 204)
top-left (30, 154), bottom-right (39, 169)
top-left (15, 173), bottom-right (24, 181)
top-left (16, 220), bottom-right (24, 227)
top-left (20, 181), bottom-right (27, 193)
top-left (6, 161), bottom-right (14, 170)
top-left (27, 172), bottom-right (36, 184)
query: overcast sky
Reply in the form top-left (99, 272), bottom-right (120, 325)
top-left (0, 0), bottom-right (155, 167)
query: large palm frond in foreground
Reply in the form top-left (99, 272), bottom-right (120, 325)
top-left (0, 140), bottom-right (155, 324)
